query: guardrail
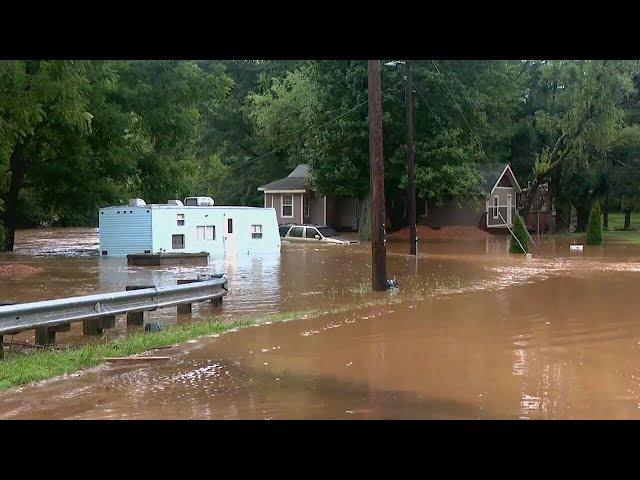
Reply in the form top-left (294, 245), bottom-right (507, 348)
top-left (0, 276), bottom-right (228, 357)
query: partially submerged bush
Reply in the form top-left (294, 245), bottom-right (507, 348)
top-left (0, 220), bottom-right (6, 251)
top-left (586, 200), bottom-right (603, 245)
top-left (509, 214), bottom-right (529, 254)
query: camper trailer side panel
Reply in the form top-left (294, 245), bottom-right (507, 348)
top-left (150, 206), bottom-right (226, 255)
top-left (99, 207), bottom-right (152, 256)
top-left (228, 207), bottom-right (281, 254)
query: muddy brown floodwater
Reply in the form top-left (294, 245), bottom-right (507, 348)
top-left (2, 228), bottom-right (640, 419)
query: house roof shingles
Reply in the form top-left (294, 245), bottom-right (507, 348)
top-left (258, 164), bottom-right (310, 192)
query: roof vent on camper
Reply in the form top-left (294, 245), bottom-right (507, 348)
top-left (184, 196), bottom-right (215, 206)
top-left (168, 199), bottom-right (184, 206)
top-left (128, 198), bottom-right (146, 207)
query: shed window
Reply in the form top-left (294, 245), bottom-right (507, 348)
top-left (282, 194), bottom-right (293, 218)
top-left (493, 196), bottom-right (499, 219)
top-left (252, 224), bottom-right (263, 239)
top-left (172, 234), bottom-right (185, 249)
top-left (177, 214), bottom-right (185, 226)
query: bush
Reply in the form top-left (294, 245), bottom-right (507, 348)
top-left (586, 200), bottom-right (603, 245)
top-left (509, 214), bottom-right (529, 254)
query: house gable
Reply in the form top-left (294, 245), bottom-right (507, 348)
top-left (489, 164), bottom-right (522, 195)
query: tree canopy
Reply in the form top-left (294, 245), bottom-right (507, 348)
top-left (2, 59), bottom-right (640, 250)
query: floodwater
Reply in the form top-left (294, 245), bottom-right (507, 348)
top-left (2, 228), bottom-right (640, 419)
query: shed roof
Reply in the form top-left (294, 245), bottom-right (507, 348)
top-left (476, 163), bottom-right (521, 194)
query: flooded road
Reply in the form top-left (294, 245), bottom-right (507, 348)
top-left (3, 228), bottom-right (640, 418)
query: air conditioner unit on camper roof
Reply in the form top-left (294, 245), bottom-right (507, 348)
top-left (168, 199), bottom-right (184, 206)
top-left (128, 198), bottom-right (146, 207)
top-left (184, 196), bottom-right (215, 206)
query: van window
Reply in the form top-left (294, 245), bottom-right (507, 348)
top-left (289, 226), bottom-right (303, 238)
top-left (172, 234), bottom-right (185, 249)
top-left (279, 225), bottom-right (292, 237)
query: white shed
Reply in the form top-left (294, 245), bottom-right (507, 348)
top-left (98, 200), bottom-right (280, 257)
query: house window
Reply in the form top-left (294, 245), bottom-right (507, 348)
top-left (282, 194), bottom-right (293, 218)
top-left (177, 213), bottom-right (185, 226)
top-left (252, 224), bottom-right (263, 239)
top-left (172, 234), bottom-right (185, 249)
top-left (304, 195), bottom-right (311, 218)
top-left (493, 196), bottom-right (499, 219)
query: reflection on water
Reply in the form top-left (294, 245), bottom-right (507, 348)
top-left (3, 228), bottom-right (640, 419)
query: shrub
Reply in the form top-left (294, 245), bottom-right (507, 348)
top-left (0, 220), bottom-right (6, 251)
top-left (509, 213), bottom-right (529, 254)
top-left (586, 200), bottom-right (603, 245)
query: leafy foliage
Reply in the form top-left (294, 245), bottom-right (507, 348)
top-left (586, 200), bottom-right (603, 245)
top-left (509, 214), bottom-right (529, 254)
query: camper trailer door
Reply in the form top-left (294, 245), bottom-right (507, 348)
top-left (224, 216), bottom-right (236, 253)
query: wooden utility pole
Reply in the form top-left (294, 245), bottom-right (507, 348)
top-left (405, 60), bottom-right (417, 255)
top-left (368, 60), bottom-right (387, 292)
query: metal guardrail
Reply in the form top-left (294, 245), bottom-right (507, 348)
top-left (0, 277), bottom-right (228, 336)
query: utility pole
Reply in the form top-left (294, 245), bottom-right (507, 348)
top-left (405, 60), bottom-right (417, 255)
top-left (368, 60), bottom-right (387, 292)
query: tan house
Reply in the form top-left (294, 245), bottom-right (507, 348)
top-left (424, 163), bottom-right (522, 230)
top-left (258, 164), bottom-right (359, 231)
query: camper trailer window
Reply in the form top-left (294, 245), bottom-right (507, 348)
top-left (177, 214), bottom-right (185, 226)
top-left (282, 194), bottom-right (293, 218)
top-left (206, 226), bottom-right (215, 240)
top-left (251, 225), bottom-right (263, 239)
top-left (172, 234), bottom-right (185, 249)
top-left (197, 226), bottom-right (205, 240)
top-left (227, 218), bottom-right (233, 233)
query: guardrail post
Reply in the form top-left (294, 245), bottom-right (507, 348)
top-left (0, 335), bottom-right (3, 359)
top-left (35, 326), bottom-right (56, 346)
top-left (177, 279), bottom-right (198, 314)
top-left (125, 285), bottom-right (154, 326)
top-left (1, 301), bottom-right (16, 356)
top-left (83, 318), bottom-right (103, 336)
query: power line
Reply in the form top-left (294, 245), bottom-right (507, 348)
top-left (229, 79), bottom-right (405, 172)
top-left (429, 60), bottom-right (488, 159)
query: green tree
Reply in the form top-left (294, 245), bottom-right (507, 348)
top-left (509, 214), bottom-right (529, 254)
top-left (586, 200), bottom-right (603, 244)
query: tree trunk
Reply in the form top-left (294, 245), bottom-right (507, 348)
top-left (603, 192), bottom-right (609, 230)
top-left (575, 205), bottom-right (590, 232)
top-left (4, 147), bottom-right (27, 252)
top-left (624, 210), bottom-right (631, 231)
top-left (553, 192), bottom-right (570, 234)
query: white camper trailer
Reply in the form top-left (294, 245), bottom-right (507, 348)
top-left (98, 198), bottom-right (280, 257)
